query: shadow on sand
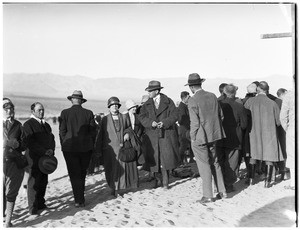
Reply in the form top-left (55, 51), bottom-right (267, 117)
top-left (238, 196), bottom-right (296, 227)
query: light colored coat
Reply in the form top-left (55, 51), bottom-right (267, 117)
top-left (188, 89), bottom-right (226, 145)
top-left (244, 93), bottom-right (284, 162)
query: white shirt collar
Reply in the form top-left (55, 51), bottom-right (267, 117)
top-left (31, 114), bottom-right (45, 124)
top-left (3, 117), bottom-right (12, 123)
top-left (153, 94), bottom-right (160, 102)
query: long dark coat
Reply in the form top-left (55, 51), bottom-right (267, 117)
top-left (59, 105), bottom-right (96, 153)
top-left (244, 94), bottom-right (284, 162)
top-left (126, 113), bottom-right (145, 165)
top-left (96, 112), bottom-right (138, 190)
top-left (217, 97), bottom-right (248, 150)
top-left (138, 93), bottom-right (180, 172)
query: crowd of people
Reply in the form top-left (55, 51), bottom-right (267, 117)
top-left (3, 73), bottom-right (295, 227)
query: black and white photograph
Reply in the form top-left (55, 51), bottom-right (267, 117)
top-left (2, 1), bottom-right (296, 227)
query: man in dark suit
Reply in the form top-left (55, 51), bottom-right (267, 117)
top-left (177, 91), bottom-right (192, 164)
top-left (23, 102), bottom-right (55, 215)
top-left (59, 90), bottom-right (96, 207)
top-left (216, 84), bottom-right (248, 193)
top-left (186, 73), bottom-right (226, 204)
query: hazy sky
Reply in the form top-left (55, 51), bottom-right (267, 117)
top-left (3, 3), bottom-right (294, 80)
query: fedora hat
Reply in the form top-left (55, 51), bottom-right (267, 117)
top-left (145, 80), bottom-right (164, 92)
top-left (38, 155), bottom-right (58, 174)
top-left (125, 99), bottom-right (138, 110)
top-left (185, 73), bottom-right (206, 86)
top-left (67, 90), bottom-right (87, 103)
top-left (107, 96), bottom-right (121, 108)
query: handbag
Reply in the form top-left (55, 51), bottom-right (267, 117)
top-left (14, 151), bottom-right (29, 169)
top-left (118, 140), bottom-right (137, 163)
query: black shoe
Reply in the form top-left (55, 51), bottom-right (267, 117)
top-left (38, 204), bottom-right (48, 210)
top-left (215, 192), bottom-right (228, 200)
top-left (75, 203), bottom-right (85, 208)
top-left (196, 197), bottom-right (214, 204)
top-left (29, 207), bottom-right (38, 215)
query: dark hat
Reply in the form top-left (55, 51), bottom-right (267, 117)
top-left (145, 80), bottom-right (164, 92)
top-left (38, 155), bottom-right (58, 174)
top-left (185, 73), bottom-right (206, 86)
top-left (224, 84), bottom-right (238, 96)
top-left (107, 96), bottom-right (121, 108)
top-left (3, 98), bottom-right (14, 109)
top-left (67, 90), bottom-right (87, 103)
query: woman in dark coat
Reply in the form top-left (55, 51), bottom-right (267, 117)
top-left (95, 97), bottom-right (138, 197)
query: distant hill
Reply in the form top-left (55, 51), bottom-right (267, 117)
top-left (3, 73), bottom-right (294, 103)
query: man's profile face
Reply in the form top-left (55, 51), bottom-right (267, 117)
top-left (3, 106), bottom-right (14, 120)
top-left (183, 95), bottom-right (190, 104)
top-left (189, 86), bottom-right (195, 94)
top-left (148, 90), bottom-right (158, 99)
top-left (32, 103), bottom-right (45, 119)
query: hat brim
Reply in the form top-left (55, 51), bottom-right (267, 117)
top-left (184, 78), bottom-right (206, 86)
top-left (38, 156), bottom-right (58, 174)
top-left (108, 103), bottom-right (121, 108)
top-left (67, 96), bottom-right (87, 103)
top-left (145, 86), bottom-right (164, 92)
top-left (127, 105), bottom-right (138, 110)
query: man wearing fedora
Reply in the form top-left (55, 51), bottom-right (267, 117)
top-left (23, 102), bottom-right (55, 215)
top-left (186, 73), bottom-right (226, 204)
top-left (216, 84), bottom-right (248, 193)
top-left (138, 80), bottom-right (180, 190)
top-left (59, 90), bottom-right (96, 207)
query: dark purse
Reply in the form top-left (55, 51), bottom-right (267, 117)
top-left (118, 140), bottom-right (137, 163)
top-left (13, 151), bottom-right (29, 169)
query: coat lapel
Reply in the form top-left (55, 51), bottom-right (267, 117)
top-left (108, 113), bottom-right (120, 142)
top-left (156, 94), bottom-right (168, 117)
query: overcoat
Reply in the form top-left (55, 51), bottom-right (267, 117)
top-left (217, 97), bottom-right (248, 149)
top-left (188, 89), bottom-right (226, 145)
top-left (244, 94), bottom-right (284, 162)
top-left (23, 118), bottom-right (55, 165)
top-left (59, 105), bottom-right (96, 153)
top-left (138, 93), bottom-right (180, 172)
top-left (96, 112), bottom-right (138, 190)
top-left (3, 119), bottom-right (26, 202)
top-left (126, 113), bottom-right (145, 165)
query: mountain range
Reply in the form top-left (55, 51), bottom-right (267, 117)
top-left (3, 73), bottom-right (293, 103)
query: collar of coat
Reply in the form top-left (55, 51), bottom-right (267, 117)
top-left (143, 93), bottom-right (171, 117)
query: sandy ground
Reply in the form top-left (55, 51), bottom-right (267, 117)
top-left (9, 122), bottom-right (296, 228)
top-left (11, 160), bottom-right (296, 228)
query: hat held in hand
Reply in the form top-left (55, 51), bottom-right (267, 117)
top-left (38, 155), bottom-right (58, 174)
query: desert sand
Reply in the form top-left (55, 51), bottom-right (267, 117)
top-left (10, 160), bottom-right (296, 228)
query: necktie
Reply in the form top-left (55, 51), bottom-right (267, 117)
top-left (5, 120), bottom-right (11, 130)
top-left (154, 99), bottom-right (159, 109)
